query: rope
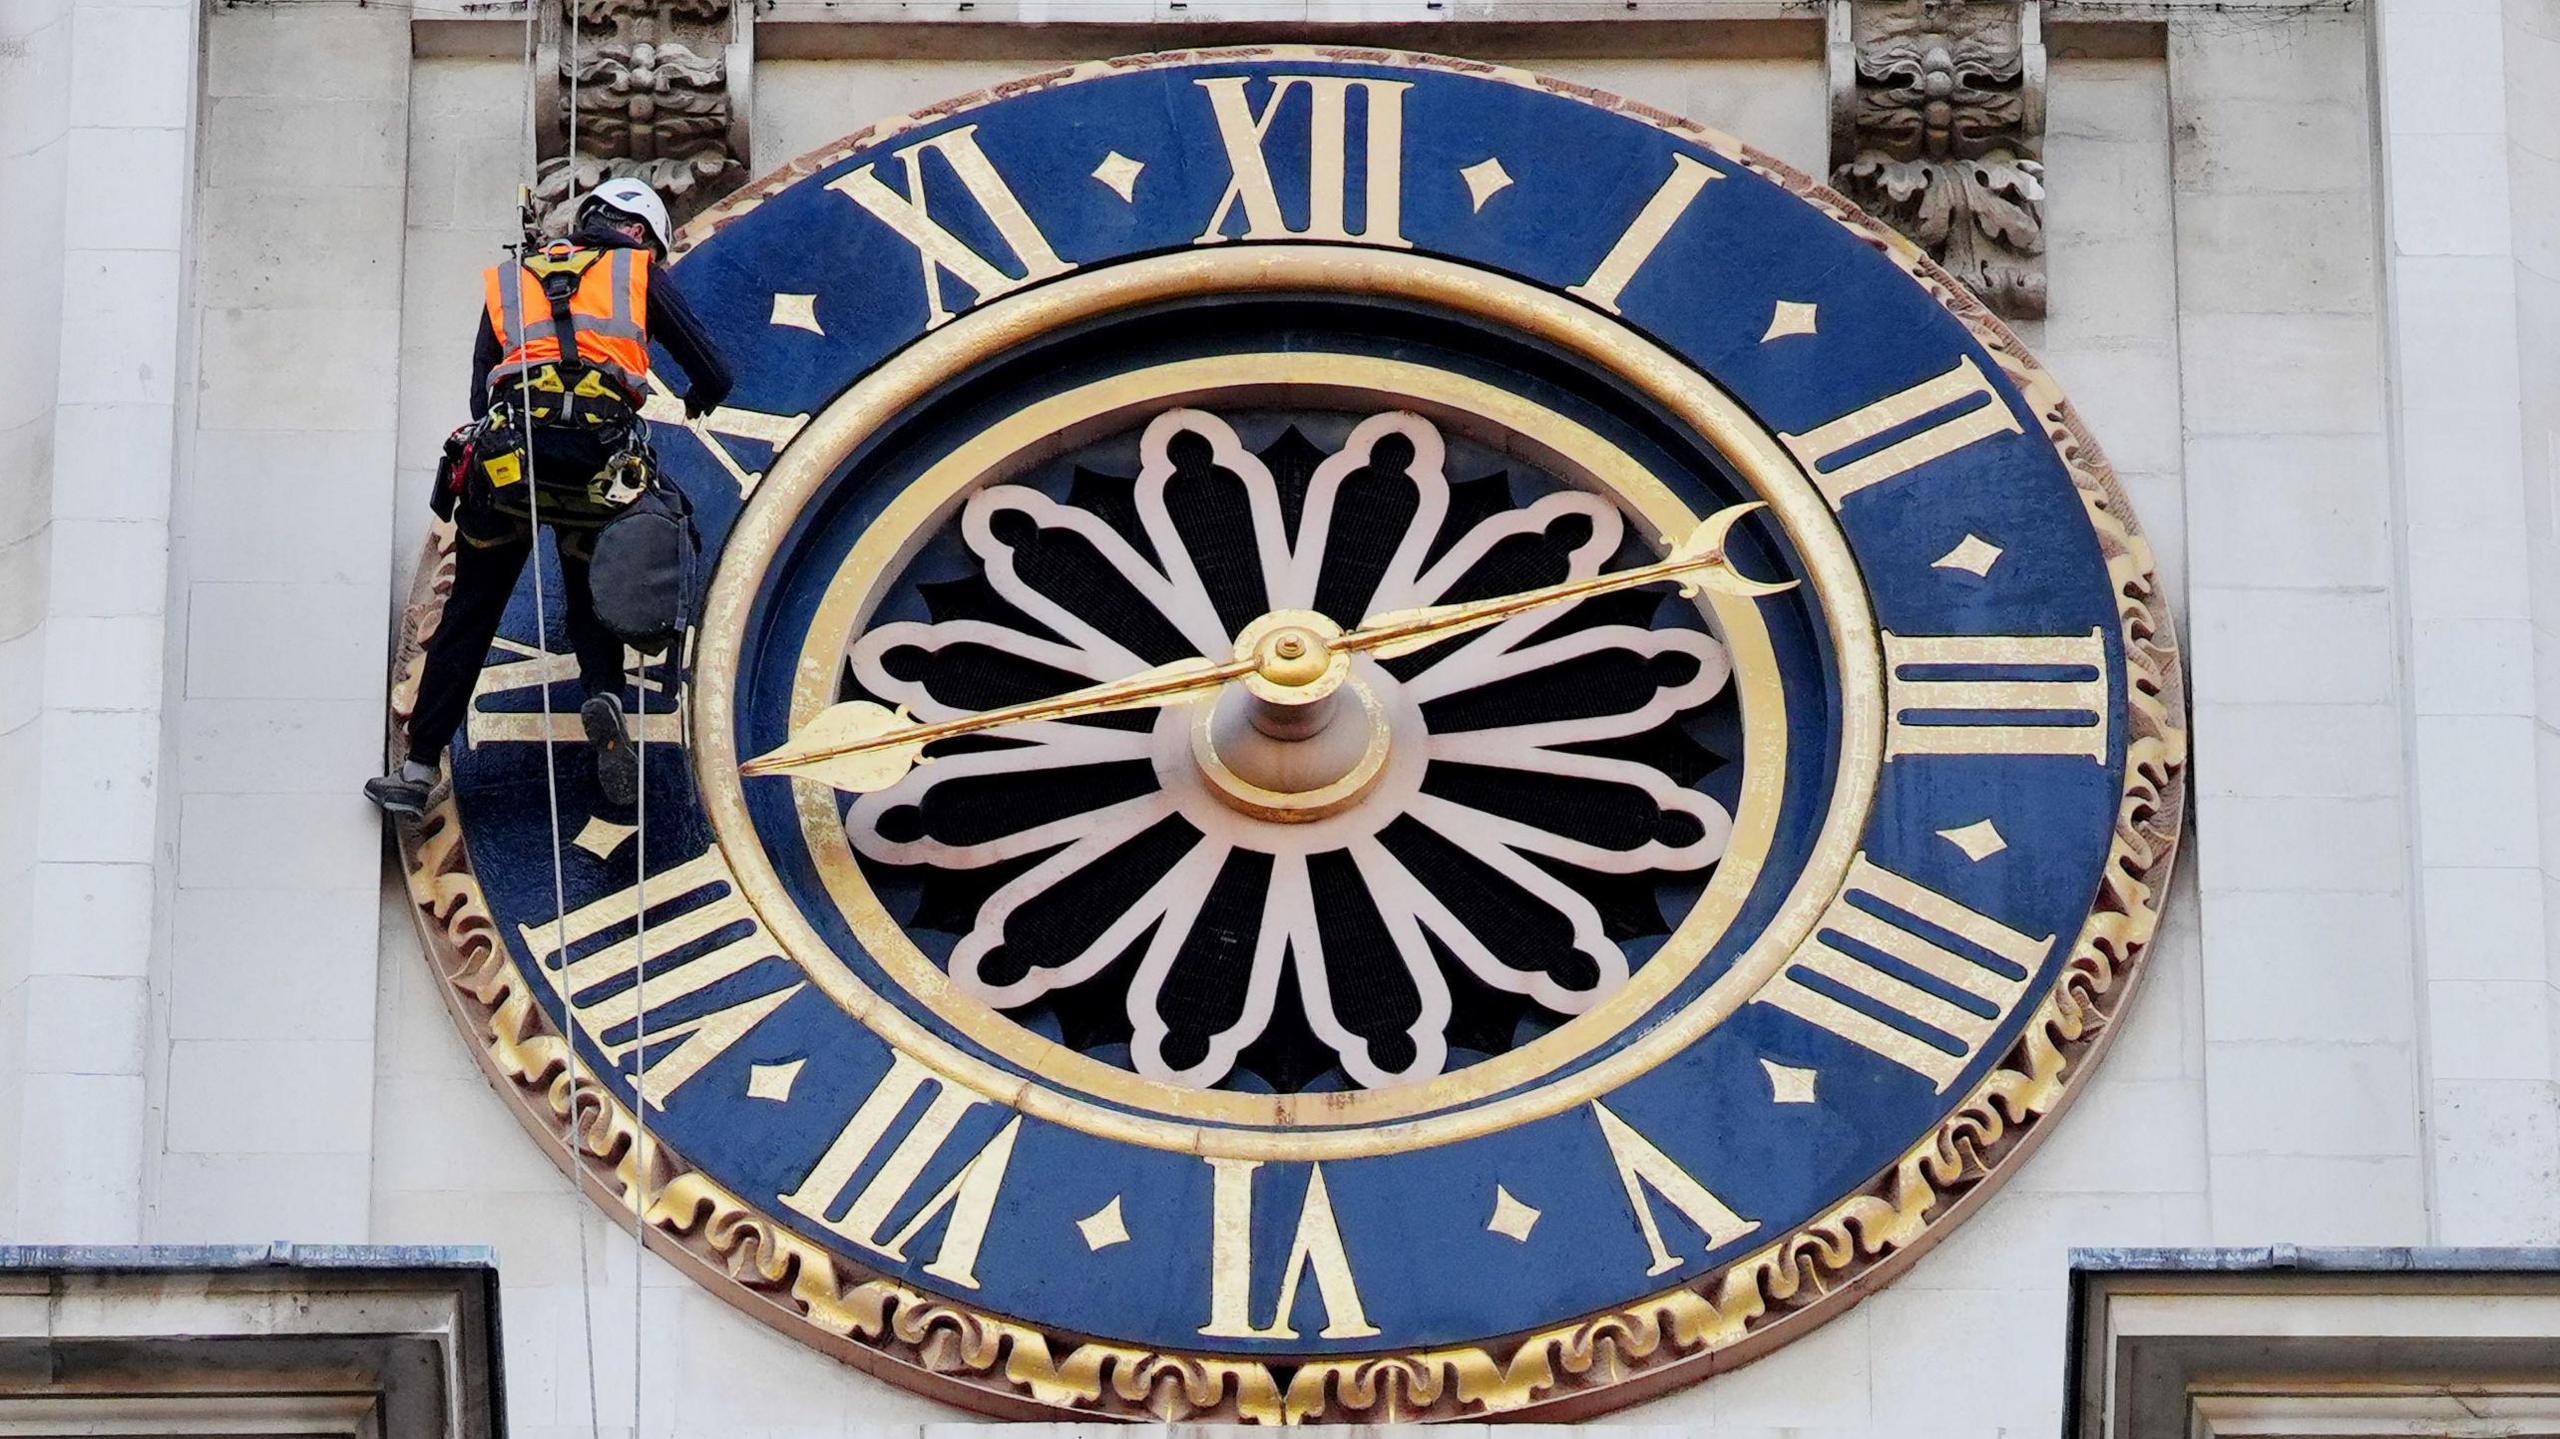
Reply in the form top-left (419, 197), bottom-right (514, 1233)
top-left (518, 0), bottom-right (606, 1432)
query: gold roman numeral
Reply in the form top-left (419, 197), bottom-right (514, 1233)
top-left (1199, 1158), bottom-right (1378, 1340)
top-left (1758, 854), bottom-right (2051, 1091)
top-left (519, 849), bottom-right (806, 1107)
top-left (1884, 628), bottom-right (2110, 762)
top-left (465, 639), bottom-right (678, 748)
top-left (1591, 1101), bottom-right (1759, 1275)
top-left (830, 124), bottom-right (1076, 330)
top-left (1195, 75), bottom-right (1412, 248)
top-left (1568, 152), bottom-right (1723, 315)
top-left (641, 378), bottom-right (810, 498)
top-left (1777, 355), bottom-right (2026, 507)
top-left (778, 1051), bottom-right (1023, 1289)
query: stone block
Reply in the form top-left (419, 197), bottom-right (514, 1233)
top-left (0, 531), bottom-right (46, 640)
top-left (2174, 96), bottom-right (2375, 198)
top-left (184, 580), bottom-right (385, 700)
top-left (2043, 235), bottom-right (2178, 345)
top-left (13, 1071), bottom-right (142, 1242)
top-left (1863, 1285), bottom-right (2064, 1429)
top-left (22, 972), bottom-right (144, 1074)
top-left (164, 1037), bottom-right (373, 1154)
top-left (2392, 131), bottom-right (2517, 257)
top-left (2415, 714), bottom-right (2540, 866)
top-left (196, 305), bottom-right (401, 433)
top-left (2410, 518), bottom-right (2532, 619)
top-left (29, 859), bottom-right (153, 977)
top-left (2379, 6), bottom-right (2509, 136)
top-left (0, 627), bottom-right (37, 732)
top-left (187, 430), bottom-right (398, 586)
top-left (2205, 1039), bottom-right (2420, 1156)
top-left (2178, 312), bottom-right (2385, 435)
top-left (171, 883), bottom-right (377, 1040)
top-left (43, 517), bottom-right (167, 618)
top-left (174, 792), bottom-right (374, 890)
top-left (206, 4), bottom-right (406, 102)
top-left (61, 124), bottom-right (187, 252)
top-left (52, 249), bottom-right (181, 407)
top-left (197, 184), bottom-right (404, 312)
top-left (2513, 144), bottom-right (2560, 282)
top-left (2417, 864), bottom-right (2544, 979)
top-left (2105, 874), bottom-right (2204, 1081)
top-left (2198, 888), bottom-right (2415, 1044)
top-left (1690, 1302), bottom-right (1869, 1427)
top-left (2194, 703), bottom-right (2400, 798)
top-left (2186, 587), bottom-right (2398, 706)
top-left (2429, 1078), bottom-right (2560, 1242)
top-left (151, 1152), bottom-right (371, 1244)
top-left (50, 401), bottom-right (174, 522)
top-left (375, 896), bottom-right (476, 1079)
top-left (372, 1185), bottom-right (595, 1287)
top-left (2031, 343), bottom-right (2182, 477)
top-left (202, 97), bottom-right (404, 191)
top-left (1901, 1184), bottom-right (2169, 1294)
top-left (2206, 1153), bottom-right (2427, 1243)
top-left (373, 1073), bottom-right (564, 1195)
top-left (179, 696), bottom-right (382, 794)
top-left (66, 4), bottom-right (192, 129)
top-left (2168, 190), bottom-right (2377, 315)
top-left (40, 613), bottom-right (161, 711)
top-left (2169, 13), bottom-right (2369, 110)
top-left (2428, 977), bottom-right (2554, 1078)
top-left (2009, 1074), bottom-right (2208, 1194)
top-left (34, 709), bottom-right (159, 864)
top-left (2192, 794), bottom-right (2407, 894)
top-left (2396, 254), bottom-right (2525, 415)
top-left (2413, 617), bottom-right (2536, 715)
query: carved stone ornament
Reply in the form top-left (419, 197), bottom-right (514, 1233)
top-left (532, 0), bottom-right (751, 235)
top-left (1829, 0), bottom-right (2048, 320)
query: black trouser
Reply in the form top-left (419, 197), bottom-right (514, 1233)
top-left (406, 434), bottom-right (626, 767)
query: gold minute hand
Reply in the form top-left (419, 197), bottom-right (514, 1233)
top-left (739, 653), bottom-right (1257, 793)
top-left (1336, 500), bottom-right (1797, 662)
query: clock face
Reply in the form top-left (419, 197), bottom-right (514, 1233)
top-left (396, 50), bottom-right (2187, 1422)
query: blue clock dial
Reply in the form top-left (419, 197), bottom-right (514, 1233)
top-left (395, 49), bottom-right (2186, 1423)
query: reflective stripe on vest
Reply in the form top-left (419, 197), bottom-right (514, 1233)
top-left (483, 247), bottom-right (652, 398)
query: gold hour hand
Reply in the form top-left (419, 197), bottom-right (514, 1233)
top-left (741, 653), bottom-right (1255, 793)
top-left (1337, 500), bottom-right (1796, 661)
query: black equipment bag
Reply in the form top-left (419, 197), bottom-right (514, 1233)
top-left (588, 478), bottom-right (700, 655)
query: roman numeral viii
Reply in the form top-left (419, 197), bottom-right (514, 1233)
top-left (1758, 855), bottom-right (2053, 1091)
top-left (519, 849), bottom-right (806, 1108)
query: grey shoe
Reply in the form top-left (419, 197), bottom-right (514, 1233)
top-left (583, 693), bottom-right (638, 806)
top-left (364, 772), bottom-right (432, 819)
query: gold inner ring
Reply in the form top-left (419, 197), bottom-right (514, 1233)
top-left (691, 248), bottom-right (1882, 1160)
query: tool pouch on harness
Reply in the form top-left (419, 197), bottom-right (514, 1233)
top-left (588, 476), bottom-right (700, 656)
top-left (467, 249), bottom-right (646, 526)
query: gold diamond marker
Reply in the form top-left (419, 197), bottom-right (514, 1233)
top-left (1459, 156), bottom-right (1514, 212)
top-left (1485, 1185), bottom-right (1541, 1242)
top-left (1091, 151), bottom-right (1145, 202)
top-left (746, 1058), bottom-right (805, 1102)
top-left (1933, 533), bottom-right (2005, 577)
top-left (1761, 1058), bottom-right (1818, 1104)
top-left (571, 816), bottom-right (637, 860)
top-left (768, 293), bottom-right (823, 335)
top-left (1937, 818), bottom-right (2009, 862)
top-left (1077, 1196), bottom-right (1131, 1251)
top-left (1761, 300), bottom-right (1819, 341)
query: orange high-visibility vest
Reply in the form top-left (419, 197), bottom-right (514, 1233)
top-left (483, 244), bottom-right (652, 399)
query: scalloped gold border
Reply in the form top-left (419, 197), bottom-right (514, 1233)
top-left (390, 45), bottom-right (2188, 1423)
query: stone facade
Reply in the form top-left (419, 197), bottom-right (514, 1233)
top-left (1, 0), bottom-right (2552, 1431)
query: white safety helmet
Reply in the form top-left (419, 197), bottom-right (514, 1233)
top-left (579, 178), bottom-right (674, 257)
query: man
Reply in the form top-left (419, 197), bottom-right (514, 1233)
top-left (366, 179), bottom-right (734, 818)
